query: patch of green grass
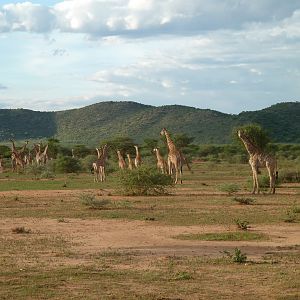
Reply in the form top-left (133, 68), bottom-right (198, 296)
top-left (174, 231), bottom-right (267, 241)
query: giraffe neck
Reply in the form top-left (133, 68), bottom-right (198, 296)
top-left (155, 149), bottom-right (163, 161)
top-left (135, 146), bottom-right (140, 158)
top-left (20, 141), bottom-right (28, 154)
top-left (164, 131), bottom-right (176, 153)
top-left (240, 135), bottom-right (260, 155)
top-left (42, 144), bottom-right (48, 156)
top-left (10, 140), bottom-right (17, 153)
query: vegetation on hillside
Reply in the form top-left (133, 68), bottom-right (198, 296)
top-left (0, 101), bottom-right (299, 145)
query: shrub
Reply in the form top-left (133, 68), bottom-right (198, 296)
top-left (279, 171), bottom-right (300, 183)
top-left (232, 248), bottom-right (247, 263)
top-left (117, 166), bottom-right (174, 196)
top-left (54, 155), bottom-right (81, 173)
top-left (235, 219), bottom-right (250, 230)
top-left (12, 227), bottom-right (31, 234)
top-left (40, 170), bottom-right (55, 179)
top-left (80, 193), bottom-right (112, 210)
top-left (284, 209), bottom-right (297, 223)
top-left (26, 164), bottom-right (45, 179)
top-left (233, 197), bottom-right (255, 205)
top-left (247, 175), bottom-right (280, 191)
top-left (218, 183), bottom-right (240, 195)
top-left (223, 248), bottom-right (247, 263)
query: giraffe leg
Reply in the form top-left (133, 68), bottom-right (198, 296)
top-left (267, 165), bottom-right (276, 194)
top-left (251, 166), bottom-right (258, 194)
top-left (174, 167), bottom-right (178, 184)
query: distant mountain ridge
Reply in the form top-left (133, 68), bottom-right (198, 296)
top-left (0, 101), bottom-right (299, 145)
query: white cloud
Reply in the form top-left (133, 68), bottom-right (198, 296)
top-left (0, 1), bottom-right (299, 37)
top-left (1, 2), bottom-right (55, 32)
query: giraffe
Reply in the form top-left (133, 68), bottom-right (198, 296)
top-left (134, 145), bottom-right (142, 168)
top-left (34, 143), bottom-right (49, 165)
top-left (92, 144), bottom-right (108, 182)
top-left (117, 150), bottom-right (127, 170)
top-left (238, 129), bottom-right (277, 194)
top-left (160, 128), bottom-right (183, 184)
top-left (0, 157), bottom-right (4, 173)
top-left (96, 147), bottom-right (102, 159)
top-left (153, 147), bottom-right (167, 174)
top-left (126, 153), bottom-right (134, 170)
top-left (9, 139), bottom-right (26, 172)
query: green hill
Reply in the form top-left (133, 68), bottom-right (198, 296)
top-left (0, 101), bottom-right (299, 145)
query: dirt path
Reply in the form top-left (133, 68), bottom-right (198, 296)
top-left (1, 217), bottom-right (299, 260)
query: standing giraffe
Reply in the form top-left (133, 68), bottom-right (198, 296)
top-left (160, 128), bottom-right (182, 184)
top-left (153, 148), bottom-right (167, 174)
top-left (92, 144), bottom-right (109, 182)
top-left (0, 157), bottom-right (4, 173)
top-left (126, 153), bottom-right (134, 170)
top-left (10, 140), bottom-right (26, 172)
top-left (134, 145), bottom-right (142, 168)
top-left (238, 129), bottom-right (277, 194)
top-left (35, 143), bottom-right (49, 165)
top-left (117, 150), bottom-right (127, 170)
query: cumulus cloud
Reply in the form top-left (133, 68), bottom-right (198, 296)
top-left (0, 0), bottom-right (299, 37)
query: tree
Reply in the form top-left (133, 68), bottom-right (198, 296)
top-left (173, 133), bottom-right (195, 149)
top-left (234, 124), bottom-right (271, 152)
top-left (101, 137), bottom-right (136, 157)
top-left (73, 144), bottom-right (91, 158)
top-left (54, 155), bottom-right (81, 173)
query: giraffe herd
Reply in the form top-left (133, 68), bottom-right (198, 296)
top-left (0, 127), bottom-right (278, 193)
top-left (6, 140), bottom-right (49, 173)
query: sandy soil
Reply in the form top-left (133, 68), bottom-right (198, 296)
top-left (1, 215), bottom-right (299, 260)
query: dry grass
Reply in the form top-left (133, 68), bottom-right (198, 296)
top-left (0, 161), bottom-right (299, 299)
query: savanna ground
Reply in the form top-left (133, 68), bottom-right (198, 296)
top-left (0, 162), bottom-right (299, 299)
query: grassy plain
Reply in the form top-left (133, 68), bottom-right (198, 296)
top-left (0, 162), bottom-right (299, 299)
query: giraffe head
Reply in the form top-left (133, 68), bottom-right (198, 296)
top-left (160, 128), bottom-right (167, 136)
top-left (237, 129), bottom-right (247, 140)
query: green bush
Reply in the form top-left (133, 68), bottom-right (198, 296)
top-left (117, 166), bottom-right (174, 196)
top-left (235, 219), bottom-right (250, 230)
top-left (232, 197), bottom-right (255, 205)
top-left (54, 155), bottom-right (81, 173)
top-left (279, 171), bottom-right (300, 183)
top-left (232, 248), bottom-right (247, 263)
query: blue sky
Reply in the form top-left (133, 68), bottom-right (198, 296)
top-left (0, 1), bottom-right (299, 113)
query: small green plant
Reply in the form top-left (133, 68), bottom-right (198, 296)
top-left (223, 248), bottom-right (247, 263)
top-left (291, 201), bottom-right (300, 214)
top-left (80, 193), bottom-right (112, 209)
top-left (232, 248), bottom-right (247, 263)
top-left (57, 218), bottom-right (68, 223)
top-left (232, 197), bottom-right (255, 205)
top-left (12, 227), bottom-right (31, 234)
top-left (173, 271), bottom-right (193, 281)
top-left (117, 166), bottom-right (174, 196)
top-left (235, 219), bottom-right (250, 230)
top-left (218, 183), bottom-right (240, 195)
top-left (284, 209), bottom-right (296, 223)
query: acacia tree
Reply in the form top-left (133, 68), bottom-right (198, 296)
top-left (234, 124), bottom-right (271, 152)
